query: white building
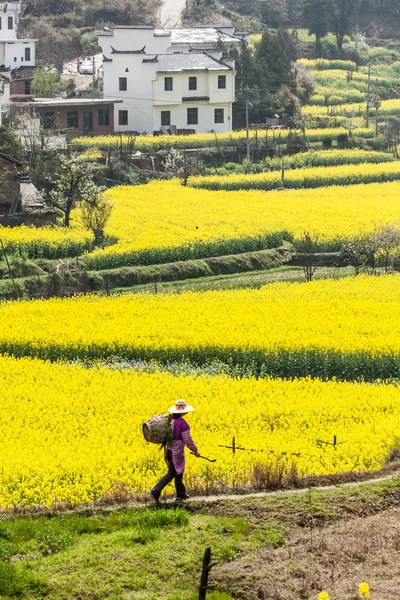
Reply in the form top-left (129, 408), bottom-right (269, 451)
top-left (0, 1), bottom-right (36, 70)
top-left (0, 69), bottom-right (10, 126)
top-left (98, 26), bottom-right (243, 134)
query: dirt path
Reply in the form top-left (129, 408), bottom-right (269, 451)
top-left (2, 468), bottom-right (398, 517)
top-left (154, 469), bottom-right (400, 507)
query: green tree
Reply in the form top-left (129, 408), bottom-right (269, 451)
top-left (303, 0), bottom-right (332, 56)
top-left (332, 0), bottom-right (360, 51)
top-left (0, 118), bottom-right (25, 160)
top-left (232, 38), bottom-right (260, 128)
top-left (32, 70), bottom-right (68, 98)
top-left (255, 0), bottom-right (288, 27)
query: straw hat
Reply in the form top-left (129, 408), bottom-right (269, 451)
top-left (168, 399), bottom-right (195, 414)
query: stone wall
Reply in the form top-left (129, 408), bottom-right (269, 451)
top-left (0, 210), bottom-right (58, 227)
top-left (0, 156), bottom-right (20, 213)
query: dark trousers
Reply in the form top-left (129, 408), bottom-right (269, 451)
top-left (151, 450), bottom-right (186, 498)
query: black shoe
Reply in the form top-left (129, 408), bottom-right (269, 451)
top-left (149, 490), bottom-right (162, 505)
top-left (175, 494), bottom-right (190, 502)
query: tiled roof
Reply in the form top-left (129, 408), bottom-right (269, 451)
top-left (156, 28), bottom-right (241, 45)
top-left (150, 53), bottom-right (232, 73)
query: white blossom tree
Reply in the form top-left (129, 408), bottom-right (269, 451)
top-left (48, 155), bottom-right (104, 227)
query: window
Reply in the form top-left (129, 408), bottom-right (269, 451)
top-left (187, 107), bottom-right (198, 125)
top-left (218, 75), bottom-right (226, 89)
top-left (164, 77), bottom-right (173, 91)
top-left (188, 76), bottom-right (197, 91)
top-left (8, 16), bottom-right (13, 29)
top-left (24, 47), bottom-right (31, 62)
top-left (118, 110), bottom-right (128, 126)
top-left (119, 77), bottom-right (127, 91)
top-left (214, 108), bottom-right (224, 124)
top-left (98, 108), bottom-right (110, 126)
top-left (0, 17), bottom-right (2, 29)
top-left (24, 80), bottom-right (31, 95)
top-left (161, 111), bottom-right (171, 127)
top-left (83, 112), bottom-right (93, 133)
top-left (67, 111), bottom-right (78, 129)
top-left (43, 112), bottom-right (55, 130)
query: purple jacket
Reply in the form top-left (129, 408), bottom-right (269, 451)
top-left (166, 417), bottom-right (198, 475)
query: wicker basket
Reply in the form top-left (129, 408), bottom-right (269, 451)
top-left (142, 413), bottom-right (169, 444)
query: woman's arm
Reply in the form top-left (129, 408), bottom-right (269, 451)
top-left (181, 427), bottom-right (200, 456)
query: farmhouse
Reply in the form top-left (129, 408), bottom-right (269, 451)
top-left (0, 1), bottom-right (36, 70)
top-left (98, 26), bottom-right (243, 134)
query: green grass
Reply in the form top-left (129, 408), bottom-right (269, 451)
top-left (3, 509), bottom-right (257, 600)
top-left (109, 266), bottom-right (354, 295)
top-left (0, 477), bottom-right (398, 599)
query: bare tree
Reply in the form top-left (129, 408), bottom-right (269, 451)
top-left (374, 224), bottom-right (400, 273)
top-left (80, 194), bottom-right (113, 246)
top-left (341, 232), bottom-right (380, 275)
top-left (297, 231), bottom-right (320, 282)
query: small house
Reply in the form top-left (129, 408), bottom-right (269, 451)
top-left (0, 151), bottom-right (57, 226)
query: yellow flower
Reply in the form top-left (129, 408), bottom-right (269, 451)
top-left (318, 592), bottom-right (330, 600)
top-left (359, 582), bottom-right (370, 598)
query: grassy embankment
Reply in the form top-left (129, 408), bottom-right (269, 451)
top-left (0, 476), bottom-right (399, 599)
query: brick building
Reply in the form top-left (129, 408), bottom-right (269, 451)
top-left (10, 65), bottom-right (37, 97)
top-left (12, 97), bottom-right (122, 135)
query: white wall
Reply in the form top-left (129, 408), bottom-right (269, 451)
top-left (103, 53), bottom-right (158, 133)
top-left (104, 61), bottom-right (235, 133)
top-left (3, 40), bottom-right (35, 69)
top-left (153, 101), bottom-right (232, 133)
top-left (0, 1), bottom-right (36, 70)
top-left (99, 29), bottom-right (171, 58)
top-left (0, 4), bottom-right (19, 41)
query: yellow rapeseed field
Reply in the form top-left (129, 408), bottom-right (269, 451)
top-left (71, 127), bottom-right (373, 152)
top-left (303, 98), bottom-right (400, 117)
top-left (4, 178), bottom-right (400, 265)
top-left (86, 179), bottom-right (400, 267)
top-left (0, 355), bottom-right (398, 508)
top-left (0, 224), bottom-right (93, 258)
top-left (188, 160), bottom-right (400, 191)
top-left (2, 275), bottom-right (400, 366)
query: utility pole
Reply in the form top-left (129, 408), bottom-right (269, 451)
top-left (366, 62), bottom-right (371, 128)
top-left (183, 149), bottom-right (188, 186)
top-left (245, 93), bottom-right (250, 162)
top-left (92, 55), bottom-right (96, 88)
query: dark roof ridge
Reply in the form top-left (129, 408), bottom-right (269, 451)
top-left (111, 45), bottom-right (146, 54)
top-left (203, 52), bottom-right (233, 70)
top-left (0, 151), bottom-right (24, 167)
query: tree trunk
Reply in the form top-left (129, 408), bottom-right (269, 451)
top-left (316, 33), bottom-right (322, 58)
top-left (64, 210), bottom-right (71, 227)
top-left (93, 229), bottom-right (104, 247)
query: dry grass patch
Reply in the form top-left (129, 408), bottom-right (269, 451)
top-left (212, 505), bottom-right (400, 599)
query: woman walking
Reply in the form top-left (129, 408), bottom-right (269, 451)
top-left (150, 399), bottom-right (200, 503)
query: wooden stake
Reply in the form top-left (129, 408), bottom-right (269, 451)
top-left (198, 547), bottom-right (218, 600)
top-left (0, 239), bottom-right (19, 299)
